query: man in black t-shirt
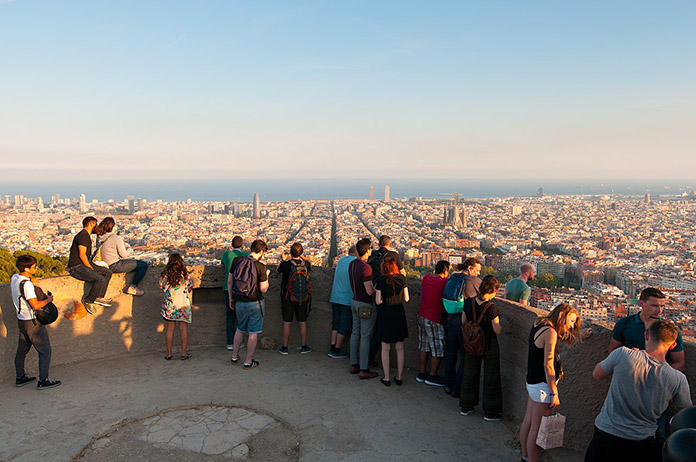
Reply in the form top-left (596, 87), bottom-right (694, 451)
top-left (228, 240), bottom-right (269, 369)
top-left (276, 242), bottom-right (312, 355)
top-left (67, 217), bottom-right (112, 314)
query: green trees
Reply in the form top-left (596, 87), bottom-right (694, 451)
top-left (0, 248), bottom-right (68, 284)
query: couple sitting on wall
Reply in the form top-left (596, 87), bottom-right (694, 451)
top-left (67, 216), bottom-right (149, 314)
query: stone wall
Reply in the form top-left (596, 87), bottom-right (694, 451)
top-left (1, 266), bottom-right (694, 452)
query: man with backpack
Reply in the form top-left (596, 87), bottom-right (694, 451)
top-left (221, 235), bottom-right (248, 350)
top-left (12, 254), bottom-right (61, 389)
top-left (228, 240), bottom-right (269, 370)
top-left (276, 242), bottom-right (312, 355)
top-left (442, 257), bottom-right (482, 397)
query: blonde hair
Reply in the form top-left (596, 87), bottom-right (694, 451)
top-left (535, 302), bottom-right (581, 345)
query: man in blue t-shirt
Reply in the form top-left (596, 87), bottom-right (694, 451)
top-left (610, 287), bottom-right (684, 371)
top-left (505, 263), bottom-right (535, 305)
top-left (328, 245), bottom-right (357, 358)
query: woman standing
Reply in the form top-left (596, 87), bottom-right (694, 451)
top-left (459, 275), bottom-right (502, 420)
top-left (374, 260), bottom-right (409, 387)
top-left (160, 253), bottom-right (194, 360)
top-left (94, 217), bottom-right (148, 295)
top-left (519, 303), bottom-right (585, 462)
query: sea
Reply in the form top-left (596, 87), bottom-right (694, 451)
top-left (0, 179), bottom-right (693, 203)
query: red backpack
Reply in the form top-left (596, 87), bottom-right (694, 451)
top-left (462, 301), bottom-right (492, 357)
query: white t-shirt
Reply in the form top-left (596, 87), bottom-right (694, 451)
top-left (10, 274), bottom-right (37, 321)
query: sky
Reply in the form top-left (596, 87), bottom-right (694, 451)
top-left (1, 0), bottom-right (695, 180)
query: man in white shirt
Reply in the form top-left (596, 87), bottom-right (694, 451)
top-left (12, 254), bottom-right (61, 389)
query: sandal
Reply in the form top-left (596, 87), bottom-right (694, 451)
top-left (181, 353), bottom-right (191, 360)
top-left (164, 355), bottom-right (173, 361)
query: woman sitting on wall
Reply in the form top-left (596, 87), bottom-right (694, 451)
top-left (95, 217), bottom-right (148, 295)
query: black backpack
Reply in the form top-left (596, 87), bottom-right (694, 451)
top-left (285, 260), bottom-right (310, 303)
top-left (367, 248), bottom-right (388, 280)
top-left (18, 280), bottom-right (58, 325)
top-left (230, 256), bottom-right (258, 298)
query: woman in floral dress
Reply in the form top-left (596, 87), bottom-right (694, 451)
top-left (160, 253), bottom-right (193, 360)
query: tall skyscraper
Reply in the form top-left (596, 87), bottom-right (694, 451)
top-left (127, 195), bottom-right (135, 213)
top-left (137, 198), bottom-right (146, 211)
top-left (369, 185), bottom-right (374, 200)
top-left (253, 193), bottom-right (260, 218)
top-left (644, 193), bottom-right (651, 205)
top-left (384, 185), bottom-right (390, 202)
top-left (79, 194), bottom-right (87, 213)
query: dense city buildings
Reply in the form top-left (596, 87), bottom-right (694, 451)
top-left (1, 191), bottom-right (695, 338)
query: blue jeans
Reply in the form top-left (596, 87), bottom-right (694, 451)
top-left (350, 301), bottom-right (376, 370)
top-left (235, 300), bottom-right (264, 334)
top-left (109, 259), bottom-right (148, 287)
top-left (444, 313), bottom-right (465, 393)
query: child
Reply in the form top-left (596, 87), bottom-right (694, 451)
top-left (12, 254), bottom-right (61, 389)
top-left (160, 253), bottom-right (194, 360)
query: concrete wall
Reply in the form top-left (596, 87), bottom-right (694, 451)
top-left (1, 266), bottom-right (694, 452)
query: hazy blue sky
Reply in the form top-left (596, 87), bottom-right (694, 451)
top-left (1, 1), bottom-right (694, 180)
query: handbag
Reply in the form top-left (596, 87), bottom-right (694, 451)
top-left (357, 304), bottom-right (372, 319)
top-left (536, 413), bottom-right (566, 449)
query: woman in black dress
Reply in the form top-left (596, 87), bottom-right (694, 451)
top-left (374, 260), bottom-right (409, 387)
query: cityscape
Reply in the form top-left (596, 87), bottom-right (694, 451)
top-left (2, 186), bottom-right (695, 339)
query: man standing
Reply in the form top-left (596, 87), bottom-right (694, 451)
top-left (349, 238), bottom-right (378, 379)
top-left (67, 216), bottom-right (112, 314)
top-left (416, 260), bottom-right (450, 386)
top-left (277, 242), bottom-right (312, 355)
top-left (586, 320), bottom-right (691, 462)
top-left (505, 263), bottom-right (536, 305)
top-left (12, 255), bottom-right (61, 389)
top-left (228, 240), bottom-right (269, 370)
top-left (221, 236), bottom-right (248, 350)
top-left (443, 257), bottom-right (482, 396)
top-left (328, 245), bottom-right (357, 358)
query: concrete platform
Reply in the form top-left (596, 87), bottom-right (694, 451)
top-left (2, 337), bottom-right (571, 462)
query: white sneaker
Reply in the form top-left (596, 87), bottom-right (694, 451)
top-left (226, 344), bottom-right (234, 350)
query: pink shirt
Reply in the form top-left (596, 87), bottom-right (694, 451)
top-left (419, 274), bottom-right (448, 324)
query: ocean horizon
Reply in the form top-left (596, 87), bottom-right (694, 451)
top-left (1, 178), bottom-right (693, 203)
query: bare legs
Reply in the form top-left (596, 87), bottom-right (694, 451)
top-left (165, 321), bottom-right (189, 357)
top-left (520, 396), bottom-right (553, 462)
top-left (381, 341), bottom-right (405, 380)
top-left (419, 350), bottom-right (442, 376)
top-left (233, 331), bottom-right (258, 364)
top-left (283, 321), bottom-right (308, 347)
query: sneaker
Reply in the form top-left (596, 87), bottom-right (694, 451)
top-left (16, 375), bottom-right (36, 387)
top-left (483, 413), bottom-right (502, 421)
top-left (416, 372), bottom-right (427, 383)
top-left (425, 375), bottom-right (445, 387)
top-left (460, 407), bottom-right (474, 416)
top-left (328, 350), bottom-right (348, 358)
top-left (243, 359), bottom-right (259, 370)
top-left (94, 298), bottom-right (112, 307)
top-left (279, 346), bottom-right (289, 355)
top-left (37, 379), bottom-right (62, 390)
top-left (84, 303), bottom-right (97, 315)
top-left (299, 345), bottom-right (312, 355)
top-left (126, 286), bottom-right (144, 296)
top-left (227, 344), bottom-right (235, 351)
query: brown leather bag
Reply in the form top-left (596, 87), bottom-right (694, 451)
top-left (462, 301), bottom-right (492, 357)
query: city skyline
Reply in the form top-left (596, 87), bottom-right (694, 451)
top-left (1, 1), bottom-right (695, 180)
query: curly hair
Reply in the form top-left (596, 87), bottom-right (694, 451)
top-left (161, 253), bottom-right (188, 287)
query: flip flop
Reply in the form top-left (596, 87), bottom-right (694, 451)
top-left (164, 355), bottom-right (173, 361)
top-left (181, 354), bottom-right (191, 360)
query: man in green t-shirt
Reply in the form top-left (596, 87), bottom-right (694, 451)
top-left (505, 263), bottom-right (536, 305)
top-left (221, 236), bottom-right (248, 349)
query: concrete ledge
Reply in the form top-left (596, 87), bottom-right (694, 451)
top-left (1, 266), bottom-right (694, 454)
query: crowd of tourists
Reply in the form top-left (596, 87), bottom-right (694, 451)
top-left (8, 219), bottom-right (693, 461)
